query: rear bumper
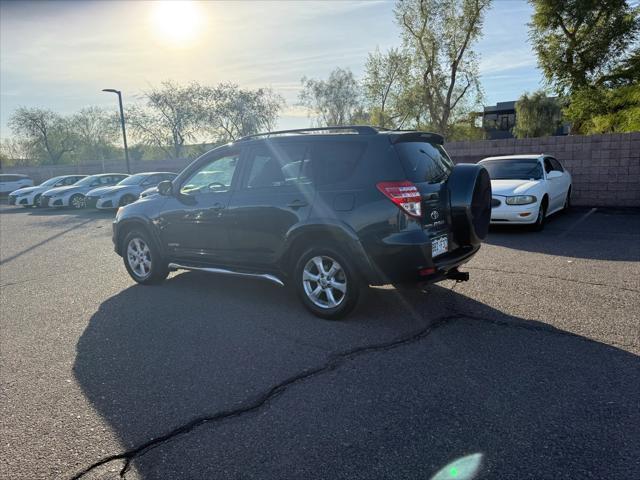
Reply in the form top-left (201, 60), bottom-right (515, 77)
top-left (364, 228), bottom-right (480, 285)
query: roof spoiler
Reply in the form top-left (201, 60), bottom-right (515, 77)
top-left (389, 131), bottom-right (445, 145)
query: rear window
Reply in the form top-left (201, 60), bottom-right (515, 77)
top-left (395, 142), bottom-right (453, 184)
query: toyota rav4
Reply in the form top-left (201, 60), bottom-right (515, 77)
top-left (113, 126), bottom-right (491, 319)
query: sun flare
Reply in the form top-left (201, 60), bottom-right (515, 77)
top-left (150, 1), bottom-right (204, 47)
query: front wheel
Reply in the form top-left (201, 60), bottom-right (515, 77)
top-left (294, 247), bottom-right (360, 320)
top-left (123, 230), bottom-right (169, 285)
top-left (531, 202), bottom-right (546, 231)
top-left (563, 187), bottom-right (572, 211)
top-left (70, 194), bottom-right (85, 209)
top-left (34, 194), bottom-right (42, 208)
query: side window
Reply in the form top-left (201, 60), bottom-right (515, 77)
top-left (549, 158), bottom-right (564, 172)
top-left (246, 143), bottom-right (311, 189)
top-left (141, 175), bottom-right (159, 186)
top-left (543, 158), bottom-right (553, 174)
top-left (180, 153), bottom-right (239, 195)
top-left (63, 177), bottom-right (75, 185)
top-left (311, 141), bottom-right (365, 186)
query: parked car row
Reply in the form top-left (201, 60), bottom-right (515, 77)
top-left (6, 172), bottom-right (177, 209)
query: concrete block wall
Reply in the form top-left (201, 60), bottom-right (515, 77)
top-left (2, 132), bottom-right (639, 207)
top-left (445, 132), bottom-right (640, 207)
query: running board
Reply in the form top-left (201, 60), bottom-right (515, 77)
top-left (168, 263), bottom-right (285, 287)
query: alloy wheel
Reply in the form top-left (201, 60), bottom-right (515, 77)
top-left (127, 238), bottom-right (152, 279)
top-left (302, 255), bottom-right (347, 309)
top-left (71, 195), bottom-right (85, 209)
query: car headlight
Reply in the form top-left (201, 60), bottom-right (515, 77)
top-left (506, 195), bottom-right (537, 205)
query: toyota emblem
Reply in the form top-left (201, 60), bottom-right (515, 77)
top-left (430, 210), bottom-right (440, 220)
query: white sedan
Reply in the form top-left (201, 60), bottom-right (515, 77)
top-left (479, 154), bottom-right (572, 230)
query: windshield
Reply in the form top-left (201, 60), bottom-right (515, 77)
top-left (395, 141), bottom-right (454, 184)
top-left (482, 159), bottom-right (543, 180)
top-left (73, 176), bottom-right (100, 187)
top-left (41, 176), bottom-right (63, 187)
top-left (117, 174), bottom-right (147, 186)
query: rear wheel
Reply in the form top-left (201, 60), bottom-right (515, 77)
top-left (123, 230), bottom-right (169, 285)
top-left (70, 194), bottom-right (85, 209)
top-left (294, 247), bottom-right (360, 320)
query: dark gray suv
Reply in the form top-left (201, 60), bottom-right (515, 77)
top-left (113, 126), bottom-right (491, 319)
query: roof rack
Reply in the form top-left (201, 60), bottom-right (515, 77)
top-left (237, 125), bottom-right (379, 142)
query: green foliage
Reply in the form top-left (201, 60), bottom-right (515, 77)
top-left (513, 91), bottom-right (563, 138)
top-left (362, 48), bottom-right (412, 128)
top-left (394, 0), bottom-right (491, 135)
top-left (8, 108), bottom-right (76, 164)
top-left (565, 83), bottom-right (640, 133)
top-left (299, 68), bottom-right (363, 126)
top-left (529, 0), bottom-right (640, 95)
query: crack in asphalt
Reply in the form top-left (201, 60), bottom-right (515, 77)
top-left (68, 309), bottom-right (616, 480)
top-left (465, 265), bottom-right (640, 293)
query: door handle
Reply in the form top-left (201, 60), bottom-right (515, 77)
top-left (287, 200), bottom-right (308, 209)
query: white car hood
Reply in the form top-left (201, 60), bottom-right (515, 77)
top-left (491, 179), bottom-right (540, 196)
top-left (10, 186), bottom-right (39, 196)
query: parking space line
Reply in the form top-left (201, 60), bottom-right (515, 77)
top-left (560, 207), bottom-right (597, 237)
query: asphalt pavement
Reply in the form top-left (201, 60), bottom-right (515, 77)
top-left (0, 205), bottom-right (638, 480)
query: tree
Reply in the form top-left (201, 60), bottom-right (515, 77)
top-left (299, 68), bottom-right (364, 126)
top-left (362, 48), bottom-right (411, 128)
top-left (0, 138), bottom-right (38, 167)
top-left (529, 0), bottom-right (640, 95)
top-left (8, 107), bottom-right (76, 164)
top-left (513, 91), bottom-right (563, 138)
top-left (70, 106), bottom-right (119, 168)
top-left (395, 0), bottom-right (491, 136)
top-left (127, 81), bottom-right (206, 159)
top-left (203, 83), bottom-right (284, 141)
top-left (565, 83), bottom-right (640, 134)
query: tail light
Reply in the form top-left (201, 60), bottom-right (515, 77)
top-left (376, 181), bottom-right (422, 218)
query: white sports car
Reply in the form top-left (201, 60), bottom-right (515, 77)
top-left (479, 154), bottom-right (572, 230)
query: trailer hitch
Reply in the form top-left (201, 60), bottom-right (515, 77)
top-left (446, 269), bottom-right (469, 282)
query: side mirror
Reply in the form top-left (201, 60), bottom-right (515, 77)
top-left (547, 170), bottom-right (562, 179)
top-left (157, 180), bottom-right (173, 196)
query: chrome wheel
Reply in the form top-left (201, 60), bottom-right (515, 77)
top-left (127, 237), bottom-right (152, 279)
top-left (302, 255), bottom-right (347, 309)
top-left (70, 195), bottom-right (85, 209)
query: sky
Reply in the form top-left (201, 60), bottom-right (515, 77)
top-left (0, 0), bottom-right (543, 139)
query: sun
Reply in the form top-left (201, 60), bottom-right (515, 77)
top-left (150, 1), bottom-right (204, 47)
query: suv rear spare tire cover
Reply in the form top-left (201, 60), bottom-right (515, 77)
top-left (447, 163), bottom-right (491, 247)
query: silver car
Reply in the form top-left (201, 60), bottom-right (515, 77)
top-left (85, 172), bottom-right (177, 209)
top-left (41, 173), bottom-right (128, 209)
top-left (8, 175), bottom-right (86, 207)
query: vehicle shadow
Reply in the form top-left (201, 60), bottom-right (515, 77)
top-left (73, 274), bottom-right (639, 479)
top-left (486, 207), bottom-right (640, 261)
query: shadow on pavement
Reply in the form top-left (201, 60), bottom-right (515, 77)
top-left (73, 274), bottom-right (640, 479)
top-left (486, 207), bottom-right (640, 261)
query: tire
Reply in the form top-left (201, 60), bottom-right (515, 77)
top-left (34, 194), bottom-right (42, 208)
top-left (447, 164), bottom-right (492, 247)
top-left (531, 201), bottom-right (547, 232)
top-left (70, 194), bottom-right (85, 209)
top-left (294, 246), bottom-right (360, 320)
top-left (563, 187), bottom-right (572, 212)
top-left (120, 194), bottom-right (136, 207)
top-left (122, 230), bottom-right (169, 285)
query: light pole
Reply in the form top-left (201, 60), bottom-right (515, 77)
top-left (102, 88), bottom-right (131, 174)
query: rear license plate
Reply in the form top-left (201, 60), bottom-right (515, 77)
top-left (431, 235), bottom-right (448, 258)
